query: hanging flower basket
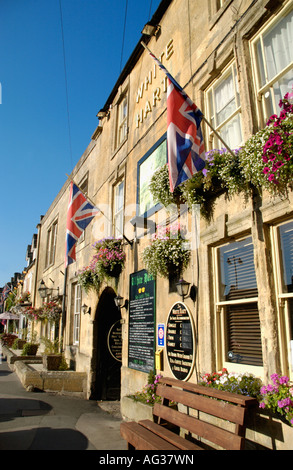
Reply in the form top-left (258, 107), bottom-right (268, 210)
top-left (40, 301), bottom-right (62, 324)
top-left (23, 306), bottom-right (42, 322)
top-left (77, 266), bottom-right (101, 294)
top-left (78, 238), bottom-right (126, 293)
top-left (142, 224), bottom-right (190, 279)
top-left (93, 238), bottom-right (126, 280)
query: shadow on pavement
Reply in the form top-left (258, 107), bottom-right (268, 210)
top-left (0, 398), bottom-right (52, 423)
top-left (0, 426), bottom-right (90, 450)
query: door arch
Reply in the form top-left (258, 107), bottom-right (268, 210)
top-left (91, 287), bottom-right (122, 400)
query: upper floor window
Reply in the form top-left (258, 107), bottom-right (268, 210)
top-left (113, 180), bottom-right (124, 238)
top-left (205, 63), bottom-right (243, 150)
top-left (251, 6), bottom-right (293, 125)
top-left (116, 94), bottom-right (128, 148)
top-left (45, 220), bottom-right (58, 268)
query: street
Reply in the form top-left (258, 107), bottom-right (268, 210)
top-left (0, 356), bottom-right (126, 451)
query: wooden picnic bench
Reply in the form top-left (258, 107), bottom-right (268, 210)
top-left (120, 377), bottom-right (258, 451)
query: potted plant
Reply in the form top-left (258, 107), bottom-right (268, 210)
top-left (41, 336), bottom-right (62, 371)
top-left (12, 337), bottom-right (26, 350)
top-left (21, 332), bottom-right (39, 356)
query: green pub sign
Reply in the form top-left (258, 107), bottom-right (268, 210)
top-left (128, 269), bottom-right (156, 372)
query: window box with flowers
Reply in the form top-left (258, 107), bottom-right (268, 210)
top-left (142, 224), bottom-right (190, 280)
top-left (200, 369), bottom-right (293, 449)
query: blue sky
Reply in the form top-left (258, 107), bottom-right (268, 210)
top-left (0, 0), bottom-right (161, 286)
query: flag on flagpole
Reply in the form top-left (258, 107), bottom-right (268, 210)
top-left (1, 284), bottom-right (11, 305)
top-left (146, 45), bottom-right (206, 192)
top-left (65, 181), bottom-right (100, 266)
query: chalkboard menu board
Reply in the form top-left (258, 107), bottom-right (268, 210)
top-left (107, 321), bottom-right (122, 362)
top-left (128, 270), bottom-right (156, 372)
top-left (166, 302), bottom-right (195, 381)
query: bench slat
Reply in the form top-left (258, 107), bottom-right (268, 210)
top-left (156, 384), bottom-right (246, 425)
top-left (160, 377), bottom-right (257, 407)
top-left (153, 403), bottom-right (244, 450)
top-left (139, 419), bottom-right (204, 451)
top-left (120, 421), bottom-right (179, 450)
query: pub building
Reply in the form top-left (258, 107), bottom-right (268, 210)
top-left (26, 0), bottom-right (293, 409)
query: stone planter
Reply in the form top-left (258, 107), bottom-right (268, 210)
top-left (43, 354), bottom-right (62, 371)
top-left (121, 396), bottom-right (154, 422)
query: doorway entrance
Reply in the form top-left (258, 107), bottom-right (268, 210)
top-left (92, 287), bottom-right (122, 400)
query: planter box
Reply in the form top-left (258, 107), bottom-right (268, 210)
top-left (121, 396), bottom-right (154, 422)
top-left (43, 354), bottom-right (62, 371)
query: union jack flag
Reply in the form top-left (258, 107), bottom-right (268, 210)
top-left (0, 284), bottom-right (11, 305)
top-left (148, 51), bottom-right (206, 192)
top-left (66, 181), bottom-right (100, 266)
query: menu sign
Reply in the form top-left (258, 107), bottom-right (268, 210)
top-left (128, 270), bottom-right (156, 372)
top-left (166, 302), bottom-right (195, 381)
top-left (107, 321), bottom-right (122, 362)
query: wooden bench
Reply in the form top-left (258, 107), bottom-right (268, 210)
top-left (120, 377), bottom-right (258, 451)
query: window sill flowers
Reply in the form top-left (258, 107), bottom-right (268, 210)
top-left (142, 223), bottom-right (190, 279)
top-left (201, 369), bottom-right (293, 427)
top-left (259, 373), bottom-right (293, 427)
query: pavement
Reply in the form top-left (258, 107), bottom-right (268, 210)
top-left (0, 355), bottom-right (127, 451)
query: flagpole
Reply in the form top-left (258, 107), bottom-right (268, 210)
top-left (66, 174), bottom-right (133, 246)
top-left (141, 41), bottom-right (235, 158)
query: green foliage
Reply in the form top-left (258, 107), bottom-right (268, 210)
top-left (142, 224), bottom-right (190, 279)
top-left (128, 372), bottom-right (163, 406)
top-left (259, 374), bottom-right (293, 426)
top-left (40, 336), bottom-right (60, 354)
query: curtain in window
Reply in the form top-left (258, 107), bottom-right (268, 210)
top-left (263, 10), bottom-right (293, 83)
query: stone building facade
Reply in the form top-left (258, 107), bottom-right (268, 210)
top-left (24, 0), bottom-right (293, 401)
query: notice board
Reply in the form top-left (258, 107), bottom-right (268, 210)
top-left (128, 270), bottom-right (156, 372)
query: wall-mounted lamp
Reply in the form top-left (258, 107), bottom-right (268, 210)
top-left (81, 303), bottom-right (91, 315)
top-left (176, 279), bottom-right (197, 303)
top-left (114, 295), bottom-right (129, 311)
top-left (38, 280), bottom-right (59, 299)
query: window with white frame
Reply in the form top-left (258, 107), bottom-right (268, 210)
top-left (205, 63), bottom-right (243, 151)
top-left (215, 236), bottom-right (263, 368)
top-left (116, 94), bottom-right (128, 147)
top-left (45, 220), bottom-right (58, 268)
top-left (251, 5), bottom-right (293, 125)
top-left (272, 220), bottom-right (293, 377)
top-left (73, 284), bottom-right (81, 344)
top-left (113, 180), bottom-right (124, 238)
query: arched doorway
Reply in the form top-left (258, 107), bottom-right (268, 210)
top-left (91, 287), bottom-right (122, 400)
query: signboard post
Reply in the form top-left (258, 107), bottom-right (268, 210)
top-left (166, 302), bottom-right (195, 381)
top-left (128, 270), bottom-right (156, 372)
